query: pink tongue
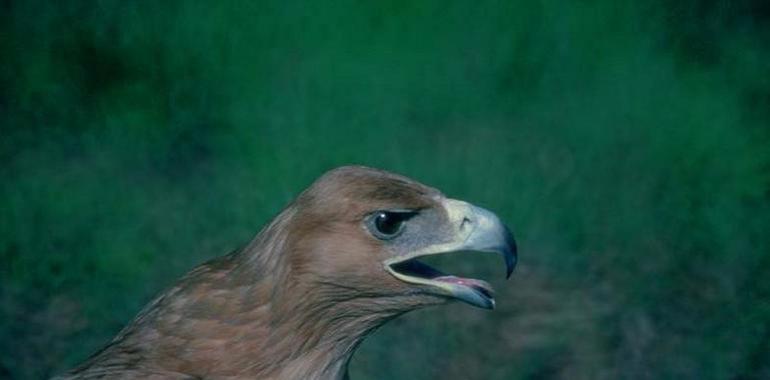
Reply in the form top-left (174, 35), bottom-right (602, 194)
top-left (434, 275), bottom-right (490, 289)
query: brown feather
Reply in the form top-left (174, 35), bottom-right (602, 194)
top-left (58, 166), bottom-right (447, 380)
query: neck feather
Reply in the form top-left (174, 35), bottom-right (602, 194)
top-left (229, 206), bottom-right (416, 379)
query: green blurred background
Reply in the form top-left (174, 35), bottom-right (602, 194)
top-left (2, 1), bottom-right (769, 378)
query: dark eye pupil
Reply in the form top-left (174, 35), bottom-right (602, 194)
top-left (375, 212), bottom-right (402, 235)
top-left (369, 210), bottom-right (417, 240)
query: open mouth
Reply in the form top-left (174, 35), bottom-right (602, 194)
top-left (381, 199), bottom-right (517, 310)
top-left (386, 253), bottom-right (496, 309)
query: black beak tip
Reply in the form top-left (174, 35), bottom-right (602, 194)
top-left (505, 252), bottom-right (516, 279)
top-left (504, 227), bottom-right (517, 279)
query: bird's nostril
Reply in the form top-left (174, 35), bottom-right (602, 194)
top-left (460, 216), bottom-right (472, 230)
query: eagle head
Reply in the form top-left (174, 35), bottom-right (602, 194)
top-left (61, 165), bottom-right (518, 379)
top-left (275, 165), bottom-right (517, 311)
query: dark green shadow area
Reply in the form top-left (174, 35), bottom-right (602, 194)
top-left (1, 1), bottom-right (769, 378)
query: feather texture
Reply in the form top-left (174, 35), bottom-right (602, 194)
top-left (59, 166), bottom-right (448, 379)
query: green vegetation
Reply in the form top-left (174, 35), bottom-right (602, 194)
top-left (1, 1), bottom-right (769, 378)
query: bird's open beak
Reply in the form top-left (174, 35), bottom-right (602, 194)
top-left (384, 199), bottom-right (517, 309)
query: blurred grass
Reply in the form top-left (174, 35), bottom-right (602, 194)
top-left (1, 0), bottom-right (769, 378)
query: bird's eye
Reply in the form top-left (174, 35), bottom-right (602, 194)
top-left (368, 211), bottom-right (417, 240)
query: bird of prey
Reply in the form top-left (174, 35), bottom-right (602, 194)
top-left (58, 166), bottom-right (517, 379)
